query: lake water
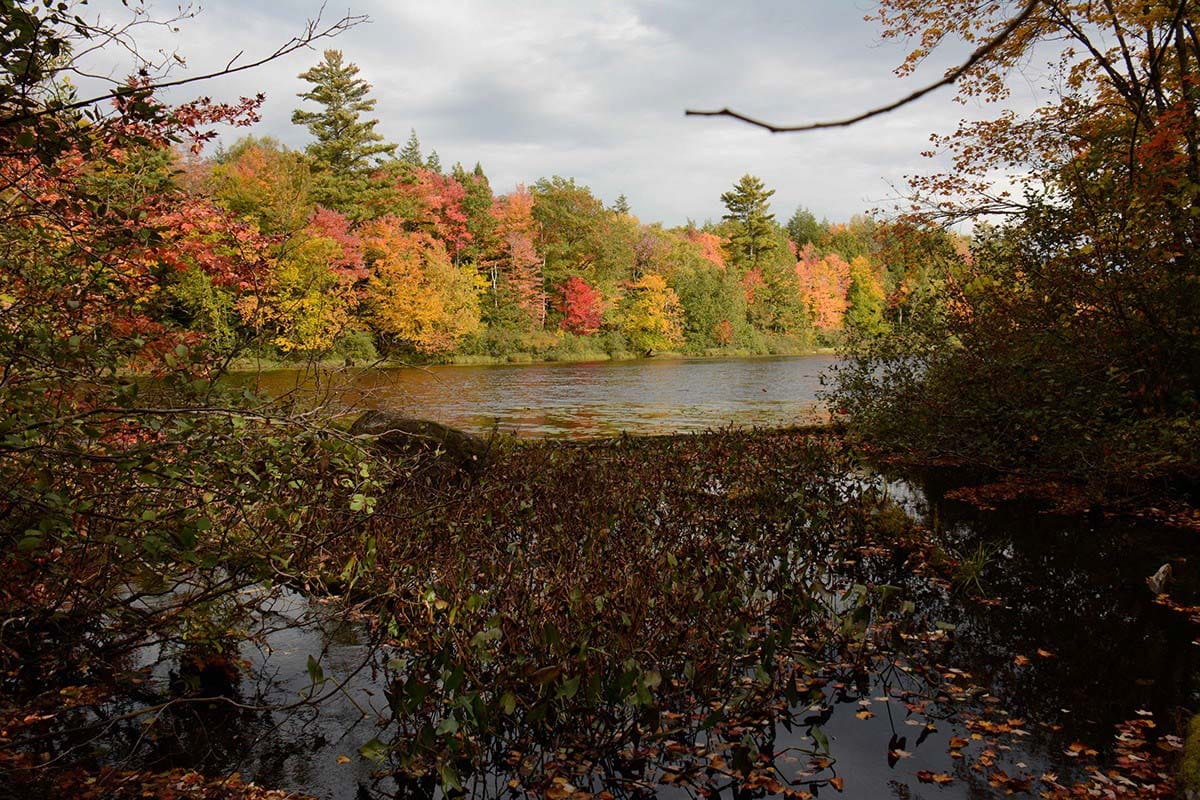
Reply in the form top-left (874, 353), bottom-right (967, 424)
top-left (246, 354), bottom-right (837, 437)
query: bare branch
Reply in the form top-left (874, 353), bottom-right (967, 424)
top-left (685, 0), bottom-right (1041, 133)
top-left (1, 10), bottom-right (366, 128)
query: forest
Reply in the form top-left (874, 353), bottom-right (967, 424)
top-left (111, 47), bottom-right (945, 367)
top-left (2, 1), bottom-right (1199, 799)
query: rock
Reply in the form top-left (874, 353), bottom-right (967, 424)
top-left (349, 411), bottom-right (490, 475)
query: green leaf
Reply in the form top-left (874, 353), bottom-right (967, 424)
top-left (556, 675), bottom-right (580, 699)
top-left (439, 762), bottom-right (463, 792)
top-left (358, 738), bottom-right (387, 762)
top-left (811, 725), bottom-right (830, 753)
top-left (306, 655), bottom-right (325, 685)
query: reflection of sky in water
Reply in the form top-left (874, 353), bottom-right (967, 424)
top-left (249, 355), bottom-right (838, 438)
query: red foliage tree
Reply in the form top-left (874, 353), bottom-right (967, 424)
top-left (398, 168), bottom-right (472, 259)
top-left (556, 276), bottom-right (604, 336)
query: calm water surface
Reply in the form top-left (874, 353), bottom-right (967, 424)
top-left (246, 355), bottom-right (837, 437)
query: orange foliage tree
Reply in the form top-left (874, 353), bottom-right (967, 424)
top-left (794, 245), bottom-right (850, 332)
top-left (363, 219), bottom-right (483, 353)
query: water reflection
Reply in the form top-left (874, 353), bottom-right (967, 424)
top-left (240, 355), bottom-right (836, 437)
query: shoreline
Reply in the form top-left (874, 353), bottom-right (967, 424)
top-left (222, 346), bottom-right (840, 373)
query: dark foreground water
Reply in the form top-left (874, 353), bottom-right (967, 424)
top-left (243, 355), bottom-right (836, 437)
top-left (131, 472), bottom-right (1197, 800)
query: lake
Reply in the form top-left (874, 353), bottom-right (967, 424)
top-left (245, 354), bottom-right (837, 437)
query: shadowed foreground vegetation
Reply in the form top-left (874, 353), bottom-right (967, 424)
top-left (3, 428), bottom-right (1194, 799)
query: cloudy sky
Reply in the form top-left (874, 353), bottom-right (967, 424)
top-left (82, 0), bottom-right (1036, 226)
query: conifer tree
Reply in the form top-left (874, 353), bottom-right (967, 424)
top-left (721, 174), bottom-right (777, 269)
top-left (398, 129), bottom-right (423, 166)
top-left (292, 50), bottom-right (395, 174)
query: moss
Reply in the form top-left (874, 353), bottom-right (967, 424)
top-left (1182, 714), bottom-right (1200, 799)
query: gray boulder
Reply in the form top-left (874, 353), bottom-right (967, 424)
top-left (349, 411), bottom-right (490, 475)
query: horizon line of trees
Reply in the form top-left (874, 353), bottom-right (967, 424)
top-left (160, 48), bottom-right (962, 365)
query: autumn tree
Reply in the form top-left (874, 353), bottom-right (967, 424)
top-left (795, 245), bottom-right (850, 332)
top-left (827, 0), bottom-right (1200, 488)
top-left (556, 276), bottom-right (605, 336)
top-left (615, 273), bottom-right (685, 353)
top-left (364, 219), bottom-right (483, 353)
top-left (241, 207), bottom-right (366, 354)
top-left (844, 255), bottom-right (887, 336)
top-left (210, 136), bottom-right (314, 235)
top-left (487, 185), bottom-right (545, 329)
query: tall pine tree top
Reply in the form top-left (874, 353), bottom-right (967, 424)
top-left (292, 50), bottom-right (395, 174)
top-left (721, 174), bottom-right (777, 268)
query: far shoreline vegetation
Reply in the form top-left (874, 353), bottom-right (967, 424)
top-left (224, 342), bottom-right (841, 372)
top-left (160, 47), bottom-right (939, 371)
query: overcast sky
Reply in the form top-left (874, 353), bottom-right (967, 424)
top-left (83, 1), bottom-right (1035, 226)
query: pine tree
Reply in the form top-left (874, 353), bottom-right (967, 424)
top-left (399, 129), bottom-right (423, 167)
top-left (612, 194), bottom-right (631, 215)
top-left (425, 149), bottom-right (442, 173)
top-left (721, 174), bottom-right (777, 269)
top-left (291, 50), bottom-right (395, 174)
top-left (786, 206), bottom-right (824, 247)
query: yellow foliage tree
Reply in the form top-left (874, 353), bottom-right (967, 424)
top-left (238, 208), bottom-right (365, 354)
top-left (364, 219), bottom-right (483, 354)
top-left (616, 273), bottom-right (685, 353)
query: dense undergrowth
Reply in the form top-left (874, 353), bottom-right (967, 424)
top-left (3, 428), bottom-right (1191, 799)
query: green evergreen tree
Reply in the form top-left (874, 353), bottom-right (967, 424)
top-left (425, 149), bottom-right (441, 173)
top-left (399, 129), bottom-right (423, 167)
top-left (786, 207), bottom-right (824, 247)
top-left (291, 50), bottom-right (395, 174)
top-left (611, 194), bottom-right (631, 215)
top-left (720, 174), bottom-right (777, 269)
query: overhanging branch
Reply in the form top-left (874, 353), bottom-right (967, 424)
top-left (685, 0), bottom-right (1041, 133)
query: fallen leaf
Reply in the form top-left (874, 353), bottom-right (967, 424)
top-left (917, 771), bottom-right (954, 785)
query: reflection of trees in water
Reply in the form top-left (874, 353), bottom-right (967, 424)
top-left (244, 358), bottom-right (837, 438)
top-left (902, 470), bottom-right (1199, 753)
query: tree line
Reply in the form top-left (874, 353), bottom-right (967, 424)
top-left (165, 48), bottom-right (959, 364)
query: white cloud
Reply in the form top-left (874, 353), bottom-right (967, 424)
top-left (77, 0), bottom-right (1031, 226)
